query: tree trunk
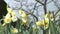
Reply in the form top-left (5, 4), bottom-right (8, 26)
top-left (0, 0), bottom-right (7, 19)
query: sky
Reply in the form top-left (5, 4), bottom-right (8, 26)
top-left (4, 0), bottom-right (59, 19)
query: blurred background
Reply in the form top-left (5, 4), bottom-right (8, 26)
top-left (4, 0), bottom-right (60, 19)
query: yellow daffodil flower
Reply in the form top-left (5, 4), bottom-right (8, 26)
top-left (4, 13), bottom-right (11, 24)
top-left (45, 12), bottom-right (54, 21)
top-left (45, 13), bottom-right (49, 18)
top-left (12, 28), bottom-right (18, 34)
top-left (4, 17), bottom-right (11, 24)
top-left (11, 11), bottom-right (16, 17)
top-left (44, 18), bottom-right (49, 29)
top-left (19, 9), bottom-right (30, 25)
top-left (36, 21), bottom-right (44, 27)
top-left (11, 16), bottom-right (17, 22)
top-left (50, 13), bottom-right (54, 21)
top-left (5, 13), bottom-right (11, 18)
top-left (19, 9), bottom-right (27, 18)
top-left (22, 18), bottom-right (29, 25)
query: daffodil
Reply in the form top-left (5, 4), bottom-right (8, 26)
top-left (45, 13), bottom-right (49, 18)
top-left (45, 12), bottom-right (54, 21)
top-left (4, 17), bottom-right (11, 24)
top-left (4, 13), bottom-right (12, 24)
top-left (22, 18), bottom-right (29, 25)
top-left (44, 18), bottom-right (49, 29)
top-left (7, 5), bottom-right (13, 13)
top-left (19, 9), bottom-right (30, 25)
top-left (2, 13), bottom-right (11, 27)
top-left (19, 9), bottom-right (27, 18)
top-left (12, 28), bottom-right (18, 34)
top-left (11, 11), bottom-right (16, 17)
top-left (11, 16), bottom-right (17, 22)
top-left (50, 13), bottom-right (54, 21)
top-left (5, 13), bottom-right (11, 18)
top-left (36, 21), bottom-right (44, 27)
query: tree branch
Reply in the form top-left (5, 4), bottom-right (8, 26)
top-left (43, 0), bottom-right (47, 14)
top-left (35, 0), bottom-right (44, 5)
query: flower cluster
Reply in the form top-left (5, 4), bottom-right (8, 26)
top-left (45, 12), bottom-right (54, 21)
top-left (2, 5), bottom-right (18, 27)
top-left (19, 9), bottom-right (30, 26)
top-left (36, 12), bottom-right (54, 29)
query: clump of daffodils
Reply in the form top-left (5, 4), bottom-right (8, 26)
top-left (2, 6), bottom-right (18, 27)
top-left (43, 12), bottom-right (54, 29)
top-left (36, 14), bottom-right (50, 29)
top-left (36, 19), bottom-right (49, 29)
top-left (12, 28), bottom-right (18, 34)
top-left (19, 9), bottom-right (29, 25)
top-left (7, 5), bottom-right (18, 22)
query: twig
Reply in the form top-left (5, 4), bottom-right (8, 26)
top-left (35, 0), bottom-right (44, 5)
